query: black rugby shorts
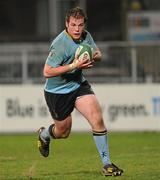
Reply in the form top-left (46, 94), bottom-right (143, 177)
top-left (44, 81), bottom-right (94, 121)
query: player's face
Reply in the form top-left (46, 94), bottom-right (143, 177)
top-left (66, 16), bottom-right (85, 40)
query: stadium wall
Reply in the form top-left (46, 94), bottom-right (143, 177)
top-left (0, 84), bottom-right (160, 133)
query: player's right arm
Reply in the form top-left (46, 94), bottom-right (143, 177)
top-left (44, 39), bottom-right (93, 78)
top-left (43, 59), bottom-right (92, 78)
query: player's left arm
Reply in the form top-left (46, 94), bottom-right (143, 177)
top-left (86, 31), bottom-right (102, 62)
top-left (93, 48), bottom-right (102, 62)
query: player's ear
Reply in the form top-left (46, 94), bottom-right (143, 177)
top-left (65, 21), bottom-right (69, 28)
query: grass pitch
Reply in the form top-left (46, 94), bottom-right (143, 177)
top-left (0, 132), bottom-right (160, 180)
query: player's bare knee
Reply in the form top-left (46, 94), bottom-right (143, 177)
top-left (61, 132), bottom-right (70, 138)
top-left (56, 127), bottom-right (70, 138)
top-left (56, 130), bottom-right (70, 138)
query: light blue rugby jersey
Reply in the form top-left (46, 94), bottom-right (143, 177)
top-left (44, 30), bottom-right (97, 94)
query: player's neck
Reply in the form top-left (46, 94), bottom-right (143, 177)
top-left (65, 29), bottom-right (85, 44)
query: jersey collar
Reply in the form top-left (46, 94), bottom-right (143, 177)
top-left (64, 29), bottom-right (86, 44)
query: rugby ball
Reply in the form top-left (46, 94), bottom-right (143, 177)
top-left (75, 44), bottom-right (93, 61)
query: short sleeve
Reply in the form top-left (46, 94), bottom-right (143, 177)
top-left (46, 44), bottom-right (65, 67)
top-left (86, 31), bottom-right (98, 51)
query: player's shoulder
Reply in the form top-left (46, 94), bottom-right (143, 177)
top-left (51, 31), bottom-right (65, 44)
top-left (83, 30), bottom-right (92, 38)
top-left (49, 31), bottom-right (68, 51)
top-left (81, 30), bottom-right (94, 43)
top-left (81, 30), bottom-right (95, 46)
top-left (51, 30), bottom-right (73, 47)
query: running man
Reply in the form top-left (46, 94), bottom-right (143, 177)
top-left (38, 6), bottom-right (123, 176)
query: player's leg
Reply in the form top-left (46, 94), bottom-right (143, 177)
top-left (49, 115), bottom-right (72, 139)
top-left (38, 90), bottom-right (76, 157)
top-left (38, 115), bottom-right (72, 157)
top-left (75, 94), bottom-right (111, 164)
top-left (75, 94), bottom-right (123, 176)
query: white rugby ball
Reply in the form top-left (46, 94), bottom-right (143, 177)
top-left (75, 44), bottom-right (93, 61)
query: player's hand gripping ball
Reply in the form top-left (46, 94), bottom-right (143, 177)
top-left (75, 44), bottom-right (93, 62)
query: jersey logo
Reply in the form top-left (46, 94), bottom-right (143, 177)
top-left (48, 49), bottom-right (55, 58)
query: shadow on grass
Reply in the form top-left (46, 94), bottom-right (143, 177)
top-left (38, 170), bottom-right (101, 179)
top-left (52, 170), bottom-right (99, 176)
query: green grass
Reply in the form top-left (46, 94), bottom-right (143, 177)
top-left (0, 132), bottom-right (160, 180)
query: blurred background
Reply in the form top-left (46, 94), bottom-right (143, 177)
top-left (0, 0), bottom-right (160, 132)
top-left (1, 0), bottom-right (160, 84)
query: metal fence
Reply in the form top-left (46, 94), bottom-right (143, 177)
top-left (0, 41), bottom-right (160, 84)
